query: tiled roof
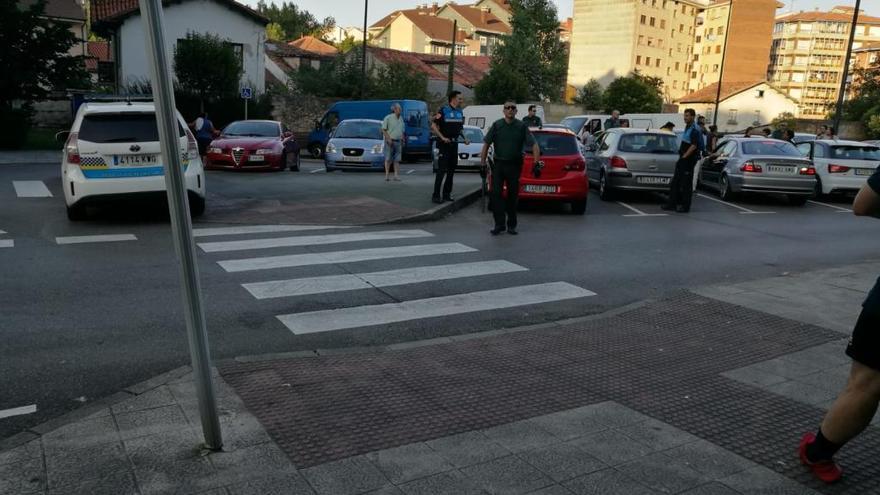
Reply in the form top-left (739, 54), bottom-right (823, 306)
top-left (370, 5), bottom-right (438, 30)
top-left (91, 0), bottom-right (268, 25)
top-left (85, 41), bottom-right (111, 71)
top-left (677, 81), bottom-right (765, 103)
top-left (21, 0), bottom-right (85, 21)
top-left (399, 11), bottom-right (468, 44)
top-left (289, 36), bottom-right (339, 55)
top-left (368, 46), bottom-right (490, 88)
top-left (442, 4), bottom-right (510, 34)
top-left (775, 9), bottom-right (880, 25)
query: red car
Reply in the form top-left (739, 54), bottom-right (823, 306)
top-left (489, 128), bottom-right (588, 215)
top-left (205, 120), bottom-right (300, 171)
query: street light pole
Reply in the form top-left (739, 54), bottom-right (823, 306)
top-left (361, 0), bottom-right (368, 99)
top-left (712, 0), bottom-right (734, 127)
top-left (832, 0), bottom-right (861, 136)
top-left (137, 0), bottom-right (222, 450)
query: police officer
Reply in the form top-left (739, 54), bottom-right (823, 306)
top-left (431, 91), bottom-right (469, 203)
top-left (663, 108), bottom-right (703, 213)
top-left (522, 105), bottom-right (542, 129)
top-left (481, 101), bottom-right (540, 236)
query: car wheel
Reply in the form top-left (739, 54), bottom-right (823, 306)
top-left (189, 195), bottom-right (206, 217)
top-left (598, 172), bottom-right (614, 201)
top-left (285, 152), bottom-right (299, 171)
top-left (66, 203), bottom-right (87, 221)
top-left (571, 199), bottom-right (587, 215)
top-left (813, 177), bottom-right (823, 198)
top-left (719, 174), bottom-right (734, 201)
top-left (308, 143), bottom-right (323, 159)
top-left (788, 195), bottom-right (809, 206)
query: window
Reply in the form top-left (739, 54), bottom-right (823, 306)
top-left (717, 26), bottom-right (724, 35)
top-left (741, 141), bottom-right (801, 156)
top-left (696, 35), bottom-right (701, 43)
top-left (713, 64), bottom-right (719, 72)
top-left (677, 43), bottom-right (682, 52)
top-left (691, 71), bottom-right (697, 78)
top-left (467, 117), bottom-right (486, 128)
top-left (656, 58), bottom-right (661, 67)
top-left (708, 28), bottom-right (714, 35)
top-left (79, 113), bottom-right (185, 143)
top-left (673, 80), bottom-right (678, 89)
top-left (641, 14), bottom-right (647, 24)
top-left (681, 4), bottom-right (686, 13)
top-left (667, 67), bottom-right (672, 75)
top-left (715, 45), bottom-right (721, 54)
top-left (661, 19), bottom-right (666, 29)
top-left (646, 56), bottom-right (652, 65)
top-left (639, 35), bottom-right (645, 45)
top-left (650, 17), bottom-right (656, 27)
top-left (636, 55), bottom-right (642, 65)
top-left (658, 39), bottom-right (664, 48)
top-left (647, 36), bottom-right (654, 46)
top-left (675, 61), bottom-right (680, 70)
top-left (618, 133), bottom-right (679, 153)
top-left (679, 23), bottom-right (684, 32)
top-left (652, 0), bottom-right (657, 6)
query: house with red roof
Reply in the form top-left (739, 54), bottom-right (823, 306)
top-left (676, 80), bottom-right (799, 132)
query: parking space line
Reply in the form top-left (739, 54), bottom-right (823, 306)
top-left (406, 169), bottom-right (416, 175)
top-left (617, 201), bottom-right (668, 217)
top-left (309, 168), bottom-right (325, 174)
top-left (0, 404), bottom-right (37, 419)
top-left (193, 225), bottom-right (352, 237)
top-left (13, 181), bottom-right (53, 198)
top-left (696, 193), bottom-right (775, 215)
top-left (0, 230), bottom-right (5, 234)
top-left (198, 229), bottom-right (434, 253)
top-left (0, 240), bottom-right (13, 248)
top-left (56, 234), bottom-right (138, 245)
top-left (808, 200), bottom-right (852, 213)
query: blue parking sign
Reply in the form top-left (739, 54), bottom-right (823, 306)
top-left (240, 87), bottom-right (252, 99)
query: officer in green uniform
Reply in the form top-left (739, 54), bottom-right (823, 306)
top-left (521, 105), bottom-right (542, 129)
top-left (480, 101), bottom-right (540, 236)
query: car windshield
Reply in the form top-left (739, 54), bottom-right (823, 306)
top-left (741, 140), bottom-right (801, 156)
top-left (527, 133), bottom-right (579, 156)
top-left (829, 145), bottom-right (880, 160)
top-left (460, 128), bottom-right (484, 143)
top-left (333, 121), bottom-right (382, 140)
top-left (79, 113), bottom-right (184, 143)
top-left (223, 121), bottom-right (280, 137)
top-left (618, 133), bottom-right (679, 154)
top-left (561, 117), bottom-right (587, 133)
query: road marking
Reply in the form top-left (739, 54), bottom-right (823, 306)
top-left (807, 200), bottom-right (852, 213)
top-left (56, 234), bottom-right (138, 245)
top-left (193, 225), bottom-right (353, 237)
top-left (199, 229), bottom-right (434, 253)
top-left (277, 282), bottom-right (596, 334)
top-left (617, 201), bottom-right (668, 217)
top-left (0, 404), bottom-right (37, 419)
top-left (0, 240), bottom-right (13, 248)
top-left (696, 193), bottom-right (775, 214)
top-left (243, 260), bottom-right (528, 299)
top-left (0, 230), bottom-right (6, 234)
top-left (219, 242), bottom-right (477, 273)
top-left (406, 169), bottom-right (416, 175)
top-left (13, 181), bottom-right (53, 198)
top-left (309, 168), bottom-right (325, 174)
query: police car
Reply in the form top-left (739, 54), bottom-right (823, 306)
top-left (60, 101), bottom-right (206, 221)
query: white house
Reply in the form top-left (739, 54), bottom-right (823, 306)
top-left (91, 0), bottom-right (268, 94)
top-left (676, 81), bottom-right (800, 133)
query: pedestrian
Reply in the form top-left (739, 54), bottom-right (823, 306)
top-left (659, 121), bottom-right (675, 133)
top-left (663, 108), bottom-right (702, 213)
top-left (782, 128), bottom-right (796, 143)
top-left (772, 122), bottom-right (787, 139)
top-left (707, 125), bottom-right (719, 153)
top-left (697, 116), bottom-right (709, 156)
top-left (825, 126), bottom-right (837, 140)
top-left (480, 101), bottom-right (540, 236)
top-left (762, 128), bottom-right (772, 138)
top-left (381, 102), bottom-right (405, 182)
top-left (621, 120), bottom-right (630, 128)
top-left (431, 90), bottom-right (469, 204)
top-left (798, 171), bottom-right (880, 484)
top-left (190, 112), bottom-right (215, 157)
top-left (744, 126), bottom-right (755, 137)
top-left (817, 124), bottom-right (829, 139)
top-left (604, 110), bottom-right (622, 130)
top-left (522, 105), bottom-right (543, 129)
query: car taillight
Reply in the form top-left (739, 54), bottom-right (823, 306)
top-left (741, 161), bottom-right (762, 173)
top-left (799, 166), bottom-right (816, 175)
top-left (65, 132), bottom-right (80, 164)
top-left (610, 156), bottom-right (627, 169)
top-left (564, 158), bottom-right (586, 171)
top-left (185, 129), bottom-right (199, 159)
top-left (828, 164), bottom-right (850, 173)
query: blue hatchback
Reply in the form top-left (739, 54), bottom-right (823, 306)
top-left (324, 119), bottom-right (386, 171)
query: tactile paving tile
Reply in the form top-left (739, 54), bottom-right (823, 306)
top-left (220, 291), bottom-right (880, 494)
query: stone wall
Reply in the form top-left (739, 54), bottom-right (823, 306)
top-left (32, 98), bottom-right (73, 129)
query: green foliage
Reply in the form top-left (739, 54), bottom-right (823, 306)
top-left (771, 112), bottom-right (797, 131)
top-left (336, 36), bottom-right (361, 53)
top-left (866, 111), bottom-right (880, 139)
top-left (257, 1), bottom-right (334, 41)
top-left (474, 64), bottom-right (530, 104)
top-left (573, 79), bottom-right (604, 112)
top-left (602, 73), bottom-right (663, 113)
top-left (266, 22), bottom-right (287, 41)
top-left (488, 0), bottom-right (568, 101)
top-left (841, 67), bottom-right (880, 122)
top-left (373, 62), bottom-right (428, 101)
top-left (293, 55), bottom-right (372, 98)
top-left (174, 92), bottom-right (274, 130)
top-left (173, 32), bottom-right (244, 110)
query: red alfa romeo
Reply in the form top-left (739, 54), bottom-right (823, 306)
top-left (205, 120), bottom-right (300, 171)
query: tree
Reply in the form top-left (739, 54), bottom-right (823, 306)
top-left (1, 0), bottom-right (89, 148)
top-left (336, 35), bottom-right (360, 53)
top-left (771, 112), bottom-right (797, 131)
top-left (256, 1), bottom-right (334, 41)
top-left (602, 73), bottom-right (662, 113)
top-left (474, 64), bottom-right (530, 104)
top-left (573, 79), bottom-right (604, 112)
top-left (488, 0), bottom-right (568, 101)
top-left (266, 22), bottom-right (287, 41)
top-left (866, 111), bottom-right (880, 139)
top-left (373, 62), bottom-right (428, 101)
top-left (173, 32), bottom-right (243, 111)
top-left (293, 55), bottom-right (373, 98)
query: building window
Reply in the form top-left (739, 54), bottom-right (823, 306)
top-left (639, 35), bottom-right (645, 45)
top-left (681, 4), bottom-right (686, 13)
top-left (708, 27), bottom-right (714, 36)
top-left (673, 80), bottom-right (678, 89)
top-left (656, 58), bottom-right (661, 67)
top-left (679, 23), bottom-right (684, 33)
top-left (715, 45), bottom-right (721, 54)
top-left (667, 67), bottom-right (672, 75)
top-left (713, 64), bottom-right (719, 72)
top-left (652, 0), bottom-right (657, 6)
top-left (661, 19), bottom-right (666, 29)
top-left (650, 17), bottom-right (656, 27)
top-left (646, 56), bottom-right (652, 65)
top-left (675, 61), bottom-right (680, 70)
top-left (677, 43), bottom-right (682, 52)
top-left (696, 35), bottom-right (701, 43)
top-left (636, 55), bottom-right (642, 65)
top-left (717, 26), bottom-right (724, 35)
top-left (641, 14), bottom-right (646, 24)
top-left (657, 39), bottom-right (664, 48)
top-left (691, 71), bottom-right (697, 78)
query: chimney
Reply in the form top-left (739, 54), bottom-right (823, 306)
top-left (431, 1), bottom-right (438, 13)
top-left (481, 6), bottom-right (489, 23)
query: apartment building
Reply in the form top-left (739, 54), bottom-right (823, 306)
top-left (689, 0), bottom-right (778, 92)
top-left (768, 6), bottom-right (880, 119)
top-left (567, 0), bottom-right (709, 102)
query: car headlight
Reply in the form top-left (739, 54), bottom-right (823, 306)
top-left (208, 147), bottom-right (222, 154)
top-left (255, 148), bottom-right (276, 155)
top-left (372, 143), bottom-right (384, 154)
top-left (326, 143), bottom-right (337, 154)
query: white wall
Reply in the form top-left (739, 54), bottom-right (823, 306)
top-left (688, 84), bottom-right (799, 133)
top-left (117, 0), bottom-right (266, 93)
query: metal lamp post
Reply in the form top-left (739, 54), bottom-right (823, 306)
top-left (832, 0), bottom-right (861, 136)
top-left (712, 0), bottom-right (734, 127)
top-left (361, 0), bottom-right (368, 99)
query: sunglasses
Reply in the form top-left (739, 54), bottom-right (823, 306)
top-left (504, 106), bottom-right (517, 110)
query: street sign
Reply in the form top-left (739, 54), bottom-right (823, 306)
top-left (241, 87), bottom-right (253, 99)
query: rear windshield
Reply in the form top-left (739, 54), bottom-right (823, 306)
top-left (528, 133), bottom-right (579, 156)
top-left (461, 128), bottom-right (484, 143)
top-left (561, 117), bottom-right (587, 133)
top-left (333, 121), bottom-right (382, 140)
top-left (618, 133), bottom-right (679, 154)
top-left (223, 121), bottom-right (280, 137)
top-left (79, 113), bottom-right (184, 143)
top-left (741, 140), bottom-right (801, 156)
top-left (829, 145), bottom-right (880, 160)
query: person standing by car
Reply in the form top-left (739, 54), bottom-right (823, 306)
top-left (707, 125), bottom-right (720, 153)
top-left (604, 110), bottom-right (622, 130)
top-left (663, 108), bottom-right (702, 213)
top-left (381, 103), bottom-right (405, 182)
top-left (431, 91), bottom-right (469, 203)
top-left (782, 128), bottom-right (796, 143)
top-left (480, 101), bottom-right (540, 236)
top-left (191, 112), bottom-right (215, 157)
top-left (797, 172), bottom-right (880, 484)
top-left (522, 105), bottom-right (543, 129)
top-left (817, 124), bottom-right (829, 139)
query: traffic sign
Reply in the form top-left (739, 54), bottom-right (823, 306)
top-left (241, 87), bottom-right (252, 99)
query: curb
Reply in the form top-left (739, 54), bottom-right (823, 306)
top-left (371, 186), bottom-right (484, 225)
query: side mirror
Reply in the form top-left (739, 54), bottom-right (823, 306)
top-left (55, 130), bottom-right (70, 143)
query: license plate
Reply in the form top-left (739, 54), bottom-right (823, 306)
top-left (523, 184), bottom-right (557, 193)
top-left (114, 154), bottom-right (158, 166)
top-left (855, 168), bottom-right (875, 176)
top-left (767, 165), bottom-right (794, 174)
top-left (341, 155), bottom-right (363, 162)
top-left (636, 176), bottom-right (670, 185)
top-left (248, 155), bottom-right (265, 162)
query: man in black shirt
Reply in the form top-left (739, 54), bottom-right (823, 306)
top-left (431, 91), bottom-right (469, 203)
top-left (521, 105), bottom-right (542, 129)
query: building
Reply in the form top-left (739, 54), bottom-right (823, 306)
top-left (289, 36), bottom-right (338, 56)
top-left (689, 0), bottom-right (778, 92)
top-left (23, 0), bottom-right (87, 60)
top-left (567, 0), bottom-right (709, 102)
top-left (559, 17), bottom-right (574, 43)
top-left (90, 0), bottom-right (269, 94)
top-left (473, 0), bottom-right (513, 25)
top-left (676, 80), bottom-right (799, 132)
top-left (264, 42), bottom-right (336, 87)
top-left (435, 2), bottom-right (511, 56)
top-left (849, 41), bottom-right (880, 98)
top-left (768, 6), bottom-right (880, 119)
top-left (324, 26), bottom-right (365, 44)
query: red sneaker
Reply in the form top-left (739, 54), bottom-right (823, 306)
top-left (799, 432), bottom-right (843, 483)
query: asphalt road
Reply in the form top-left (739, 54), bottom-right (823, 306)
top-left (2, 160), bottom-right (880, 439)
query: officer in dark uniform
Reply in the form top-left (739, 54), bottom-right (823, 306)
top-left (521, 105), bottom-right (542, 129)
top-left (431, 91), bottom-right (469, 203)
top-left (663, 108), bottom-right (703, 213)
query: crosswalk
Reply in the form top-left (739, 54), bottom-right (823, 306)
top-left (201, 225), bottom-right (597, 335)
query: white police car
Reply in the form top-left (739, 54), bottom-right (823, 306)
top-left (60, 101), bottom-right (206, 220)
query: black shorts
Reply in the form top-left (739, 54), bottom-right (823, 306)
top-left (197, 137), bottom-right (211, 155)
top-left (846, 307), bottom-right (880, 371)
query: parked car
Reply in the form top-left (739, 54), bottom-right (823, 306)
top-left (796, 140), bottom-right (880, 196)
top-left (560, 114), bottom-right (606, 138)
top-left (621, 113), bottom-right (686, 130)
top-left (432, 125), bottom-right (486, 173)
top-left (864, 140), bottom-right (880, 147)
top-left (698, 137), bottom-right (816, 205)
top-left (324, 119), bottom-right (387, 171)
top-left (60, 101), bottom-right (206, 221)
top-left (205, 120), bottom-right (299, 172)
top-left (584, 128), bottom-right (680, 201)
top-left (792, 132), bottom-right (817, 144)
top-left (488, 128), bottom-right (588, 214)
top-left (308, 100), bottom-right (431, 160)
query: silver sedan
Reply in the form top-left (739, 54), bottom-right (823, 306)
top-left (584, 128), bottom-right (680, 201)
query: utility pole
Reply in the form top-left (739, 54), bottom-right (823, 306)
top-left (447, 19), bottom-right (457, 95)
top-left (832, 0), bottom-right (861, 136)
top-left (361, 0), bottom-right (369, 99)
top-left (712, 0), bottom-right (734, 127)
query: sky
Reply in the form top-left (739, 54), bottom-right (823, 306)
top-left (240, 0), bottom-right (878, 28)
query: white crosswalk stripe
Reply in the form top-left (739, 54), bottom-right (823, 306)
top-left (192, 224), bottom-right (352, 237)
top-left (0, 240), bottom-right (13, 248)
top-left (56, 234), bottom-right (138, 245)
top-left (199, 229), bottom-right (433, 253)
top-left (13, 181), bottom-right (53, 198)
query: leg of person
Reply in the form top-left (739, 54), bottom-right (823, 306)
top-left (491, 162), bottom-right (507, 234)
top-left (384, 141), bottom-right (392, 180)
top-left (442, 154), bottom-right (458, 201)
top-left (505, 163), bottom-right (521, 234)
top-left (393, 142), bottom-right (402, 180)
top-left (679, 161), bottom-right (696, 212)
top-left (433, 148), bottom-right (447, 202)
top-left (664, 160), bottom-right (684, 210)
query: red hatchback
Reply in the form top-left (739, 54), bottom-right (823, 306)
top-left (489, 128), bottom-right (588, 214)
top-left (205, 120), bottom-right (299, 171)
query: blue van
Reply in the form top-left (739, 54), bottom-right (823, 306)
top-left (307, 100), bottom-right (431, 160)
